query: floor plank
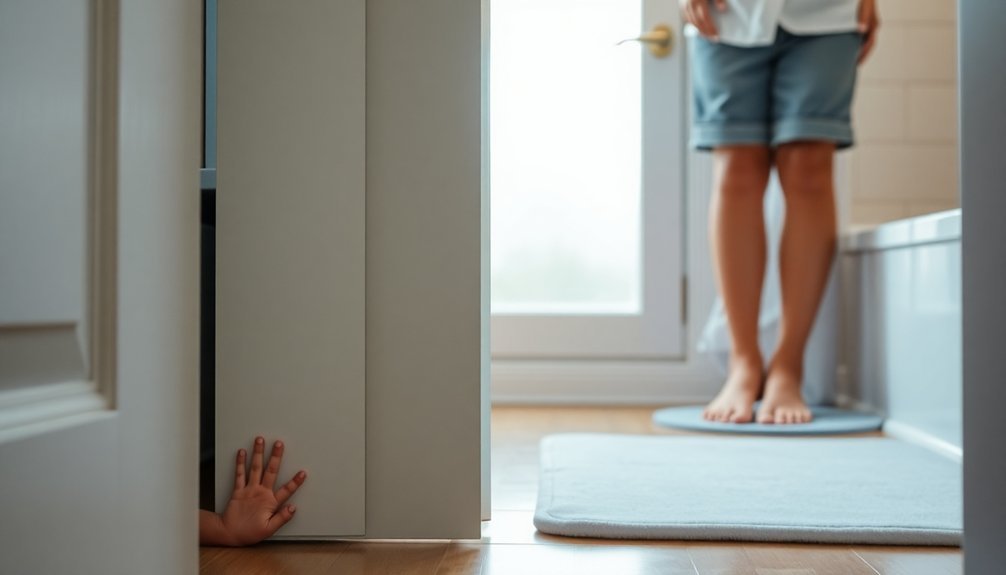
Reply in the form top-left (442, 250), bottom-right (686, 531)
top-left (328, 543), bottom-right (449, 575)
top-left (853, 546), bottom-right (962, 575)
top-left (436, 543), bottom-right (697, 575)
top-left (687, 543), bottom-right (760, 575)
top-left (742, 543), bottom-right (877, 575)
top-left (199, 543), bottom-right (342, 574)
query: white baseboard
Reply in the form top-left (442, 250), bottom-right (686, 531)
top-left (491, 359), bottom-right (720, 405)
top-left (882, 419), bottom-right (963, 463)
top-left (836, 393), bottom-right (962, 462)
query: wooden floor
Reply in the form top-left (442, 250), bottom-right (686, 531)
top-left (200, 406), bottom-right (962, 575)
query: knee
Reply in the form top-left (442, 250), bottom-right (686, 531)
top-left (776, 142), bottom-right (835, 195)
top-left (714, 146), bottom-right (771, 196)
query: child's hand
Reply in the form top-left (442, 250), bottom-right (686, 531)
top-left (857, 0), bottom-right (880, 64)
top-left (201, 436), bottom-right (307, 546)
top-left (681, 0), bottom-right (728, 42)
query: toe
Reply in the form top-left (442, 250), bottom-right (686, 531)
top-left (731, 406), bottom-right (752, 423)
top-left (756, 408), bottom-right (773, 424)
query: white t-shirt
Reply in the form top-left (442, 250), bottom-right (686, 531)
top-left (685, 0), bottom-right (861, 47)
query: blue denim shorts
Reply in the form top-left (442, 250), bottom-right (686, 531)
top-left (688, 28), bottom-right (861, 151)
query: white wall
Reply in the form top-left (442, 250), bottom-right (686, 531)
top-left (848, 0), bottom-right (959, 227)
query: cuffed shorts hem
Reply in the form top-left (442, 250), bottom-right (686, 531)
top-left (691, 122), bottom-right (770, 151)
top-left (692, 118), bottom-right (854, 151)
top-left (771, 118), bottom-right (854, 150)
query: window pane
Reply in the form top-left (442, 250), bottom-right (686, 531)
top-left (491, 0), bottom-right (642, 315)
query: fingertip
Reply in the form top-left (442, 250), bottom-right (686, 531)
top-left (256, 436), bottom-right (264, 445)
top-left (275, 440), bottom-right (284, 449)
top-left (289, 505), bottom-right (297, 513)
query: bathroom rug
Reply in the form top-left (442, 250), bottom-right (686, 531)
top-left (534, 434), bottom-right (961, 545)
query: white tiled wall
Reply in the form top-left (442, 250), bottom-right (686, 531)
top-left (847, 0), bottom-right (960, 228)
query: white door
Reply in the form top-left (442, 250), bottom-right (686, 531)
top-left (214, 0), bottom-right (484, 539)
top-left (0, 1), bottom-right (200, 573)
top-left (491, 0), bottom-right (686, 359)
top-left (215, 0), bottom-right (367, 537)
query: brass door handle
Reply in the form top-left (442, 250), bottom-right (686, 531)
top-left (617, 24), bottom-right (674, 58)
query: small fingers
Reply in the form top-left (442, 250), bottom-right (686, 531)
top-left (858, 28), bottom-right (877, 65)
top-left (692, 1), bottom-right (719, 40)
top-left (275, 470), bottom-right (307, 506)
top-left (262, 440), bottom-right (285, 489)
top-left (249, 436), bottom-right (265, 485)
top-left (858, 2), bottom-right (873, 34)
top-left (267, 504), bottom-right (298, 535)
top-left (857, 0), bottom-right (879, 64)
top-left (233, 448), bottom-right (247, 490)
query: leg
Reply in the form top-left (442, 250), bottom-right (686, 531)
top-left (703, 145), bottom-right (771, 423)
top-left (758, 141), bottom-right (837, 424)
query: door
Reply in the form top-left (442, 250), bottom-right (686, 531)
top-left (215, 0), bottom-right (367, 537)
top-left (491, 0), bottom-right (686, 358)
top-left (0, 1), bottom-right (200, 573)
top-left (214, 0), bottom-right (484, 539)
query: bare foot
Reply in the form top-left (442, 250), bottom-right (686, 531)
top-left (703, 357), bottom-right (763, 423)
top-left (757, 363), bottom-right (812, 424)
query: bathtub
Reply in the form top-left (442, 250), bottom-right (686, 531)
top-left (839, 209), bottom-right (962, 458)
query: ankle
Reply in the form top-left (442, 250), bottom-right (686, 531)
top-left (769, 343), bottom-right (802, 369)
top-left (729, 352), bottom-right (763, 374)
top-left (768, 356), bottom-right (803, 382)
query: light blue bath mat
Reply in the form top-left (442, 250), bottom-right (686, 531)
top-left (534, 434), bottom-right (961, 545)
top-left (652, 404), bottom-right (884, 435)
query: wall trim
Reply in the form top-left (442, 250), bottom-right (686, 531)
top-left (492, 359), bottom-right (718, 405)
top-left (839, 391), bottom-right (962, 462)
top-left (882, 419), bottom-right (963, 463)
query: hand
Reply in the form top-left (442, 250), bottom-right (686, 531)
top-left (857, 0), bottom-right (880, 64)
top-left (200, 436), bottom-right (307, 546)
top-left (680, 0), bottom-right (728, 41)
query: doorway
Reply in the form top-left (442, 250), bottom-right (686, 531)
top-left (490, 0), bottom-right (687, 360)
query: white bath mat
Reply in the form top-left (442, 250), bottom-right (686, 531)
top-left (534, 434), bottom-right (961, 545)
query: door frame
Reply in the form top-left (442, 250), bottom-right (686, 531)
top-left (960, 0), bottom-right (1006, 571)
top-left (490, 44), bottom-right (856, 405)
